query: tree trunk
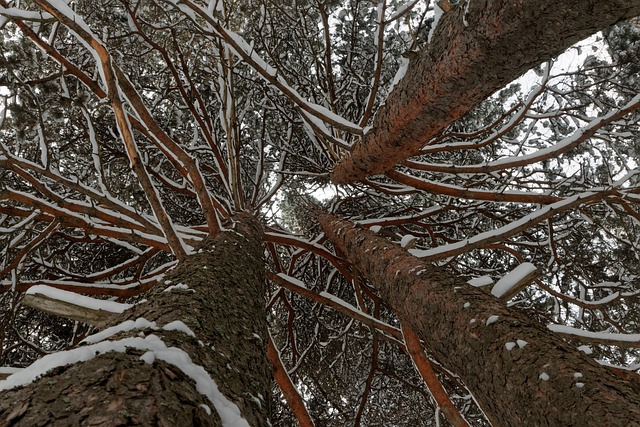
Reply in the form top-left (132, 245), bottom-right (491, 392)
top-left (0, 213), bottom-right (271, 426)
top-left (319, 212), bottom-right (640, 426)
top-left (330, 0), bottom-right (640, 184)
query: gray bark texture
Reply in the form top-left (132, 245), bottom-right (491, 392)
top-left (319, 212), bottom-right (640, 427)
top-left (0, 212), bottom-right (271, 426)
top-left (330, 0), bottom-right (640, 184)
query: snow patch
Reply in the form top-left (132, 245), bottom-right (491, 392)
top-left (428, 3), bottom-right (444, 43)
top-left (141, 345), bottom-right (250, 426)
top-left (0, 367), bottom-right (22, 376)
top-left (539, 372), bottom-right (550, 381)
top-left (575, 382), bottom-right (585, 388)
top-left (516, 340), bottom-right (528, 348)
top-left (400, 234), bottom-right (417, 248)
top-left (369, 225), bottom-right (382, 233)
top-left (463, 302), bottom-right (471, 309)
top-left (486, 315), bottom-right (499, 326)
top-left (276, 273), bottom-right (307, 289)
top-left (573, 372), bottom-right (583, 379)
top-left (577, 345), bottom-right (593, 355)
top-left (164, 283), bottom-right (193, 293)
top-left (467, 276), bottom-right (493, 287)
top-left (390, 57), bottom-right (410, 91)
top-left (491, 263), bottom-right (536, 298)
top-left (505, 342), bottom-right (516, 351)
top-left (163, 321), bottom-right (196, 337)
top-left (81, 318), bottom-right (158, 344)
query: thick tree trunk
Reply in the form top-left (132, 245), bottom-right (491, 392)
top-left (319, 212), bottom-right (640, 426)
top-left (0, 213), bottom-right (270, 426)
top-left (330, 0), bottom-right (640, 184)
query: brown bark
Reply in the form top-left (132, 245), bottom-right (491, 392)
top-left (319, 212), bottom-right (640, 426)
top-left (331, 0), bottom-right (640, 184)
top-left (0, 213), bottom-right (271, 426)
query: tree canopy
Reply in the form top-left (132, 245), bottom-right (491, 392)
top-left (0, 0), bottom-right (639, 425)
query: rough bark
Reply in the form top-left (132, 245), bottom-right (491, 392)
top-left (319, 212), bottom-right (640, 426)
top-left (330, 0), bottom-right (640, 184)
top-left (0, 213), bottom-right (270, 426)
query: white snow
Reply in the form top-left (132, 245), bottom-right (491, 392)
top-left (463, 302), bottom-right (471, 309)
top-left (163, 321), bottom-right (196, 337)
top-left (276, 273), bottom-right (307, 289)
top-left (410, 193), bottom-right (595, 260)
top-left (386, 0), bottom-right (420, 22)
top-left (0, 335), bottom-right (164, 391)
top-left (468, 276), bottom-right (493, 287)
top-left (0, 6), bottom-right (53, 21)
top-left (575, 382), bottom-right (585, 388)
top-left (190, 5), bottom-right (362, 134)
top-left (400, 234), bottom-right (417, 248)
top-left (357, 206), bottom-right (442, 226)
top-left (506, 340), bottom-right (527, 350)
top-left (539, 372), bottom-right (550, 381)
top-left (486, 315), bottom-right (499, 326)
top-left (164, 283), bottom-right (194, 293)
top-left (390, 57), bottom-right (410, 91)
top-left (491, 263), bottom-right (536, 298)
top-left (0, 367), bottom-right (22, 376)
top-left (577, 345), bottom-right (593, 355)
top-left (573, 372), bottom-right (583, 378)
top-left (0, 332), bottom-right (249, 427)
top-left (428, 3), bottom-right (444, 43)
top-left (547, 324), bottom-right (640, 344)
top-left (26, 285), bottom-right (133, 314)
top-left (369, 225), bottom-right (382, 233)
top-left (463, 0), bottom-right (471, 26)
top-left (141, 344), bottom-right (249, 427)
top-left (200, 404), bottom-right (212, 415)
top-left (81, 318), bottom-right (158, 344)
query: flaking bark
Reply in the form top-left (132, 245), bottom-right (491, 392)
top-left (319, 211), bottom-right (640, 426)
top-left (0, 213), bottom-right (270, 426)
top-left (331, 0), bottom-right (640, 184)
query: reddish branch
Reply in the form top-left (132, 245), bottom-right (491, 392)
top-left (331, 0), bottom-right (640, 183)
top-left (402, 323), bottom-right (470, 427)
top-left (268, 335), bottom-right (315, 427)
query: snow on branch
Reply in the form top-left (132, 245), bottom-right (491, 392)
top-left (408, 191), bottom-right (606, 261)
top-left (548, 324), bottom-right (640, 348)
top-left (491, 263), bottom-right (538, 301)
top-left (22, 285), bottom-right (133, 325)
top-left (167, 0), bottom-right (363, 135)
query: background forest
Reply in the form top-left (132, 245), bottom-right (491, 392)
top-left (0, 0), bottom-right (639, 425)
